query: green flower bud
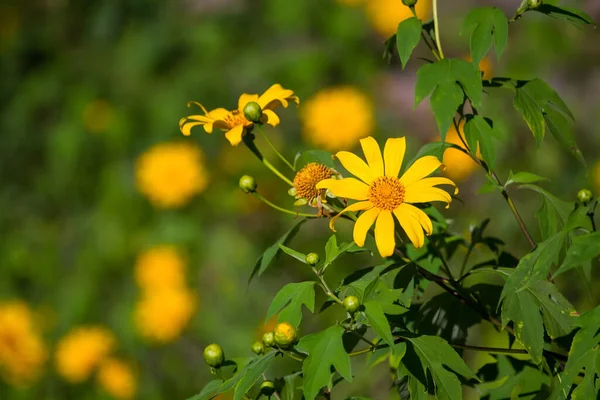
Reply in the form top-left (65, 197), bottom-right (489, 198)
top-left (262, 332), bottom-right (275, 347)
top-left (273, 322), bottom-right (298, 349)
top-left (288, 187), bottom-right (297, 197)
top-left (402, 0), bottom-right (418, 7)
top-left (239, 175), bottom-right (257, 194)
top-left (527, 0), bottom-right (541, 9)
top-left (577, 189), bottom-right (593, 205)
top-left (260, 380), bottom-right (276, 396)
top-left (294, 198), bottom-right (308, 207)
top-left (305, 253), bottom-right (319, 266)
top-left (343, 295), bottom-right (360, 314)
top-left (243, 101), bottom-right (262, 123)
top-left (252, 340), bottom-right (265, 355)
top-left (203, 343), bottom-right (225, 368)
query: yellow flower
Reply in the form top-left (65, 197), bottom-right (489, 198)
top-left (466, 55), bottom-right (493, 80)
top-left (135, 141), bottom-right (208, 208)
top-left (0, 301), bottom-right (47, 385)
top-left (55, 326), bottom-right (115, 383)
top-left (366, 0), bottom-right (431, 37)
top-left (440, 122), bottom-right (479, 182)
top-left (135, 246), bottom-right (186, 290)
top-left (302, 87), bottom-right (374, 151)
top-left (134, 287), bottom-right (196, 344)
top-left (97, 358), bottom-right (137, 400)
top-left (317, 137), bottom-right (456, 257)
top-left (293, 162), bottom-right (336, 205)
top-left (180, 84), bottom-right (299, 146)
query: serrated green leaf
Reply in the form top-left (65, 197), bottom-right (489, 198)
top-left (519, 183), bottom-right (573, 238)
top-left (533, 4), bottom-right (594, 29)
top-left (266, 282), bottom-right (316, 327)
top-left (544, 107), bottom-right (586, 166)
top-left (506, 171), bottom-right (549, 186)
top-left (464, 115), bottom-right (496, 168)
top-left (364, 301), bottom-right (394, 348)
top-left (396, 17), bottom-right (421, 69)
top-left (461, 7), bottom-right (508, 64)
top-left (278, 244), bottom-right (307, 264)
top-left (553, 232), bottom-right (600, 278)
top-left (477, 356), bottom-right (550, 400)
top-left (294, 150), bottom-right (335, 170)
top-left (297, 326), bottom-right (352, 400)
top-left (187, 379), bottom-right (223, 400)
top-left (234, 352), bottom-right (278, 400)
top-left (430, 81), bottom-right (464, 140)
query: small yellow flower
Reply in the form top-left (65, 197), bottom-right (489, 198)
top-left (317, 137), bottom-right (456, 257)
top-left (440, 121), bottom-right (479, 182)
top-left (135, 141), bottom-right (208, 208)
top-left (55, 326), bottom-right (115, 383)
top-left (97, 358), bottom-right (137, 400)
top-left (0, 301), bottom-right (47, 385)
top-left (135, 246), bottom-right (186, 290)
top-left (293, 163), bottom-right (337, 205)
top-left (180, 84), bottom-right (299, 146)
top-left (302, 86), bottom-right (374, 151)
top-left (366, 0), bottom-right (431, 37)
top-left (134, 287), bottom-right (196, 344)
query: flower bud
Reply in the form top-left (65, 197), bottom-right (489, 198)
top-left (243, 101), bottom-right (263, 123)
top-left (239, 175), bottom-right (257, 194)
top-left (294, 198), bottom-right (308, 207)
top-left (527, 0), bottom-right (541, 9)
top-left (262, 332), bottom-right (275, 347)
top-left (203, 343), bottom-right (225, 368)
top-left (343, 295), bottom-right (360, 314)
top-left (273, 322), bottom-right (298, 349)
top-left (252, 340), bottom-right (265, 355)
top-left (288, 187), bottom-right (297, 197)
top-left (305, 253), bottom-right (319, 266)
top-left (402, 0), bottom-right (418, 7)
top-left (577, 189), bottom-right (593, 205)
top-left (260, 380), bottom-right (276, 396)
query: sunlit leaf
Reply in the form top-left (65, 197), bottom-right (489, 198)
top-left (553, 232), bottom-right (600, 278)
top-left (266, 282), bottom-right (316, 327)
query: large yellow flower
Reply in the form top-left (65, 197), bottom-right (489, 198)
top-left (180, 84), bottom-right (299, 146)
top-left (366, 0), bottom-right (431, 37)
top-left (97, 358), bottom-right (137, 400)
top-left (302, 86), bottom-right (374, 151)
top-left (317, 137), bottom-right (456, 257)
top-left (135, 141), bottom-right (208, 208)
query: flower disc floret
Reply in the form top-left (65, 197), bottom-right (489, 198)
top-left (293, 163), bottom-right (335, 202)
top-left (368, 176), bottom-right (405, 210)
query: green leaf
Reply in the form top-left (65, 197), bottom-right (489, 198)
top-left (533, 4), bottom-right (594, 29)
top-left (278, 244), bottom-right (307, 264)
top-left (519, 183), bottom-right (574, 239)
top-left (464, 115), bottom-right (496, 168)
top-left (323, 235), bottom-right (370, 272)
top-left (505, 171), bottom-right (549, 186)
top-left (249, 219), bottom-right (306, 282)
top-left (234, 352), bottom-right (278, 400)
top-left (410, 141), bottom-right (460, 164)
top-left (364, 301), bottom-right (394, 348)
top-left (266, 282), bottom-right (316, 327)
top-left (553, 232), bottom-right (600, 278)
top-left (297, 326), bottom-right (352, 400)
top-left (477, 356), bottom-right (550, 400)
top-left (461, 7), bottom-right (509, 64)
top-left (282, 373), bottom-right (301, 400)
top-left (187, 379), bottom-right (223, 400)
top-left (294, 150), bottom-right (335, 169)
top-left (396, 17), bottom-right (422, 69)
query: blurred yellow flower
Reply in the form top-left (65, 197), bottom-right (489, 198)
top-left (135, 141), bottom-right (208, 208)
top-left (134, 287), bottom-right (196, 344)
top-left (440, 122), bottom-right (479, 182)
top-left (302, 87), bottom-right (374, 151)
top-left (55, 326), bottom-right (115, 383)
top-left (97, 358), bottom-right (137, 400)
top-left (0, 301), bottom-right (47, 385)
top-left (366, 0), bottom-right (431, 37)
top-left (466, 55), bottom-right (493, 80)
top-left (135, 246), bottom-right (186, 290)
top-left (83, 100), bottom-right (114, 134)
top-left (180, 84), bottom-right (299, 146)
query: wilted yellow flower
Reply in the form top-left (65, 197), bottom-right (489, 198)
top-left (292, 162), bottom-right (337, 208)
top-left (366, 0), bottom-right (431, 37)
top-left (302, 87), bottom-right (374, 151)
top-left (135, 141), bottom-right (208, 208)
top-left (97, 358), bottom-right (137, 400)
top-left (317, 137), bottom-right (456, 257)
top-left (180, 84), bottom-right (299, 146)
top-left (83, 100), bottom-right (114, 134)
top-left (55, 326), bottom-right (115, 383)
top-left (135, 246), bottom-right (186, 290)
top-left (0, 301), bottom-right (47, 385)
top-left (135, 288), bottom-right (196, 343)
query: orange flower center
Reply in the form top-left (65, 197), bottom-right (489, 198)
top-left (225, 110), bottom-right (252, 128)
top-left (293, 163), bottom-right (335, 201)
top-left (369, 176), bottom-right (405, 211)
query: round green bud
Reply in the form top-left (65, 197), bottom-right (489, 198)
top-left (343, 295), bottom-right (360, 314)
top-left (577, 189), bottom-right (593, 205)
top-left (260, 380), bottom-right (276, 396)
top-left (262, 332), bottom-right (275, 347)
top-left (252, 340), bottom-right (265, 355)
top-left (239, 175), bottom-right (257, 194)
top-left (203, 343), bottom-right (225, 368)
top-left (305, 253), bottom-right (320, 266)
top-left (243, 101), bottom-right (263, 123)
top-left (273, 322), bottom-right (298, 349)
top-left (288, 187), bottom-right (297, 197)
top-left (527, 0), bottom-right (541, 9)
top-left (402, 0), bottom-right (418, 7)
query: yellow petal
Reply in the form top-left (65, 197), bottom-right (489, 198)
top-left (261, 109), bottom-right (280, 127)
top-left (406, 177), bottom-right (458, 195)
top-left (360, 137), bottom-right (384, 177)
top-left (179, 120), bottom-right (208, 136)
top-left (238, 93), bottom-right (260, 111)
top-left (335, 151), bottom-right (376, 184)
top-left (353, 207), bottom-right (380, 246)
top-left (403, 186), bottom-right (452, 207)
top-left (374, 210), bottom-right (395, 257)
top-left (316, 178), bottom-right (370, 200)
top-left (399, 156), bottom-right (442, 187)
top-left (383, 137), bottom-right (406, 178)
top-left (393, 207), bottom-right (425, 248)
top-left (224, 124), bottom-right (246, 146)
top-left (258, 84), bottom-right (299, 110)
top-left (396, 203), bottom-right (433, 235)
top-left (329, 201), bottom-right (372, 231)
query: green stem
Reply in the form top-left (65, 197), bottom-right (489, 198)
top-left (409, 6), bottom-right (441, 61)
top-left (252, 192), bottom-right (318, 218)
top-left (432, 0), bottom-right (444, 59)
top-left (459, 245), bottom-right (473, 277)
top-left (313, 267), bottom-right (344, 305)
top-left (451, 343), bottom-right (528, 355)
top-left (588, 200), bottom-right (597, 232)
top-left (348, 346), bottom-right (377, 357)
top-left (243, 134), bottom-right (294, 186)
top-left (429, 239), bottom-right (455, 281)
top-left (347, 329), bottom-right (377, 348)
top-left (257, 125), bottom-right (295, 172)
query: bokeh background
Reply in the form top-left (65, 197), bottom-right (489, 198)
top-left (1, 0), bottom-right (599, 399)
